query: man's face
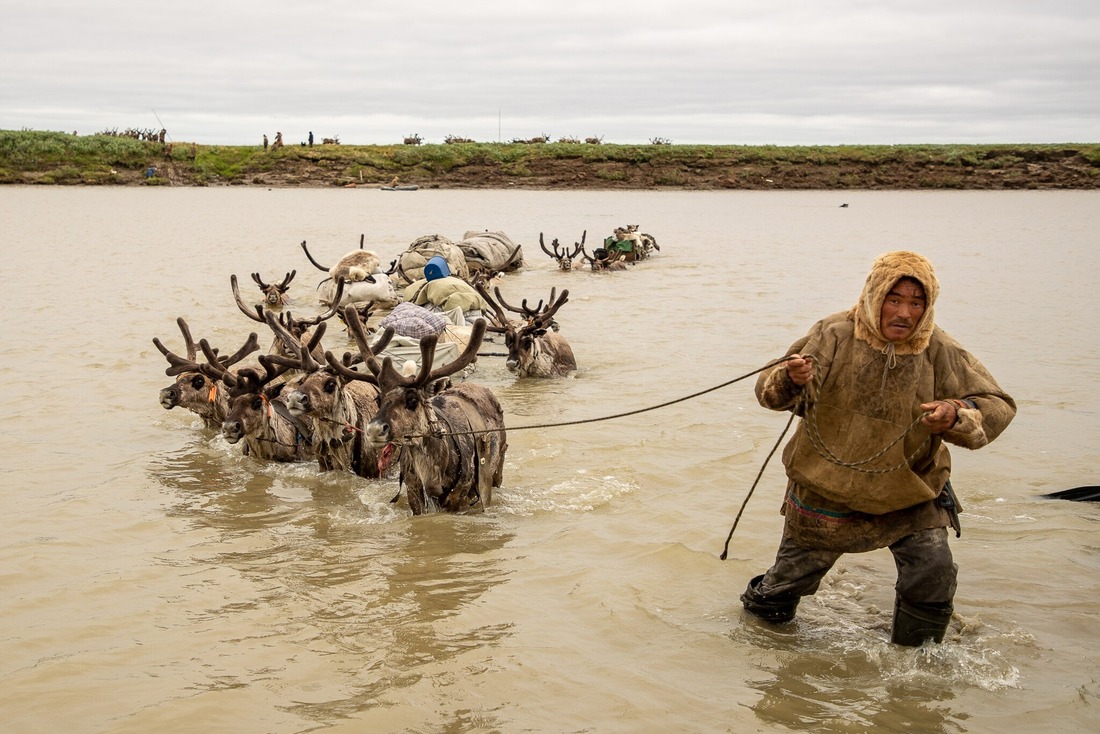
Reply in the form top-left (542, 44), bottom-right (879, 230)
top-left (880, 278), bottom-right (926, 342)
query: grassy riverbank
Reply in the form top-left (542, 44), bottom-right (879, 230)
top-left (2, 129), bottom-right (1098, 190)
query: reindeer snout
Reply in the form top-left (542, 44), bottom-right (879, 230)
top-left (160, 387), bottom-right (179, 409)
top-left (285, 391), bottom-right (310, 416)
top-left (505, 359), bottom-right (519, 372)
top-left (364, 421), bottom-right (390, 449)
top-left (222, 420), bottom-right (243, 444)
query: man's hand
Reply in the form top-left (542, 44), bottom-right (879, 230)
top-left (920, 401), bottom-right (957, 434)
top-left (785, 354), bottom-right (814, 386)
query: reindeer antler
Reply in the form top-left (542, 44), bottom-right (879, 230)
top-left (231, 274), bottom-right (266, 323)
top-left (264, 310), bottom-right (322, 373)
top-left (289, 277), bottom-right (345, 329)
top-left (494, 285), bottom-right (557, 320)
top-left (534, 288), bottom-right (570, 330)
top-left (154, 320), bottom-right (259, 377)
top-left (323, 305), bottom-right (393, 384)
top-left (474, 280), bottom-right (512, 333)
top-left (539, 233), bottom-right (557, 260)
top-left (300, 239), bottom-right (330, 272)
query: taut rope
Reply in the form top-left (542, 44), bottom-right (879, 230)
top-left (400, 356), bottom-right (799, 440)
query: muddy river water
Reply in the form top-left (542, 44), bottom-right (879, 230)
top-left (1, 186), bottom-right (1097, 732)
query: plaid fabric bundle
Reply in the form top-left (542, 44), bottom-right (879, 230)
top-left (379, 302), bottom-right (448, 338)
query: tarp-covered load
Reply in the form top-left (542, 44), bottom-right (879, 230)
top-left (457, 230), bottom-right (525, 274)
top-left (396, 235), bottom-right (470, 283)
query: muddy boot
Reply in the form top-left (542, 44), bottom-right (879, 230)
top-left (891, 596), bottom-right (953, 646)
top-left (740, 574), bottom-right (799, 623)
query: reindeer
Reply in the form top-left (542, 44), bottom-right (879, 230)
top-left (153, 318), bottom-right (259, 428)
top-left (539, 231), bottom-right (584, 271)
top-left (251, 270), bottom-right (296, 308)
top-left (466, 243), bottom-right (525, 290)
top-left (300, 235), bottom-right (397, 307)
top-left (265, 312), bottom-right (394, 477)
top-left (579, 245), bottom-right (628, 272)
top-left (231, 273), bottom-right (345, 359)
top-left (477, 284), bottom-right (577, 378)
top-left (403, 133), bottom-right (422, 145)
top-left (197, 345), bottom-right (316, 463)
top-left (343, 309), bottom-right (507, 514)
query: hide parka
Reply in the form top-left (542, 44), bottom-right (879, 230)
top-left (754, 251), bottom-right (1016, 552)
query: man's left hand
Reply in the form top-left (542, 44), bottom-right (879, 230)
top-left (920, 401), bottom-right (957, 434)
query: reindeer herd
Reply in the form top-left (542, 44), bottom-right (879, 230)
top-left (154, 225), bottom-right (662, 515)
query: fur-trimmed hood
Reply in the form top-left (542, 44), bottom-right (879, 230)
top-left (848, 250), bottom-right (939, 355)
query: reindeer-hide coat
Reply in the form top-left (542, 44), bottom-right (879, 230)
top-left (755, 251), bottom-right (1016, 552)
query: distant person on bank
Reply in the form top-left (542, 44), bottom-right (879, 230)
top-left (742, 250), bottom-right (1016, 646)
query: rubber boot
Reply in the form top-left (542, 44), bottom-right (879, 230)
top-left (891, 596), bottom-right (953, 646)
top-left (740, 574), bottom-right (799, 623)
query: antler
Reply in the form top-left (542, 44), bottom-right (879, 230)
top-left (289, 277), bottom-right (345, 329)
top-left (499, 243), bottom-right (524, 272)
top-left (196, 337), bottom-right (284, 395)
top-left (568, 231), bottom-right (585, 260)
top-left (323, 305), bottom-right (393, 384)
top-left (264, 310), bottom-right (323, 373)
top-left (539, 233), bottom-right (557, 259)
top-left (153, 319), bottom-right (259, 377)
top-left (251, 272), bottom-right (270, 290)
top-left (277, 270), bottom-right (296, 291)
top-left (473, 280), bottom-right (512, 332)
top-left (175, 316), bottom-right (198, 360)
top-left (300, 239), bottom-right (330, 272)
top-left (494, 285), bottom-right (554, 320)
top-left (231, 274), bottom-right (266, 323)
top-left (370, 318), bottom-right (487, 391)
top-left (534, 288), bottom-right (570, 329)
top-left (395, 259), bottom-right (414, 285)
top-left (470, 244), bottom-right (524, 287)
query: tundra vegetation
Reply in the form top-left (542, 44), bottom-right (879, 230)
top-left (2, 129), bottom-right (1098, 189)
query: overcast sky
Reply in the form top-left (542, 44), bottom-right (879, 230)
top-left (3, 0), bottom-right (1097, 146)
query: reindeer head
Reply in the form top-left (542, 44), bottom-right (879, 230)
top-left (540, 232), bottom-right (584, 272)
top-left (232, 274), bottom-right (345, 357)
top-left (351, 310), bottom-right (487, 452)
top-left (467, 243), bottom-right (524, 286)
top-left (251, 270), bottom-right (295, 307)
top-left (477, 284), bottom-right (571, 375)
top-left (152, 317), bottom-right (259, 425)
top-left (216, 356), bottom-right (297, 445)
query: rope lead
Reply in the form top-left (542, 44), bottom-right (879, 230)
top-left (406, 355), bottom-right (798, 440)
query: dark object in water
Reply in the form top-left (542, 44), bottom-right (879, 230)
top-left (1041, 486), bottom-right (1100, 502)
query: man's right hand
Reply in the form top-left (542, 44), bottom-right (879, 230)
top-left (786, 354), bottom-right (814, 386)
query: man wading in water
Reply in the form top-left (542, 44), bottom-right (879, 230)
top-left (742, 251), bottom-right (1016, 646)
